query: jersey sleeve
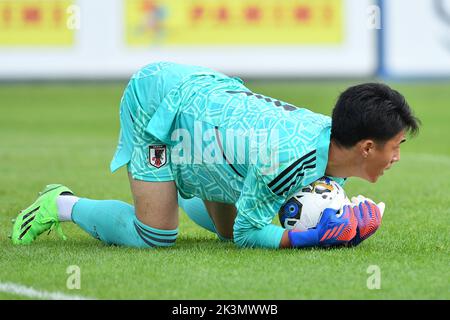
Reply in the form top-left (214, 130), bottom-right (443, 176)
top-left (233, 164), bottom-right (287, 249)
top-left (231, 107), bottom-right (333, 249)
top-left (233, 144), bottom-right (329, 248)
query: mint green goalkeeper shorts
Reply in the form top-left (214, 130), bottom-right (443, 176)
top-left (110, 61), bottom-right (212, 182)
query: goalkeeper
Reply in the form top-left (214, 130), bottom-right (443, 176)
top-left (11, 62), bottom-right (420, 249)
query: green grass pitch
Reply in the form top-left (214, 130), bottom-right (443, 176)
top-left (0, 81), bottom-right (449, 299)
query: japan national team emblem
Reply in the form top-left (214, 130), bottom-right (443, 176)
top-left (149, 145), bottom-right (167, 168)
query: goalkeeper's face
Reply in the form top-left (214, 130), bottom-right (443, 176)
top-left (362, 130), bottom-right (406, 183)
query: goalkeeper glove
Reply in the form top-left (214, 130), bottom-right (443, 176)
top-left (348, 195), bottom-right (385, 247)
top-left (288, 205), bottom-right (357, 248)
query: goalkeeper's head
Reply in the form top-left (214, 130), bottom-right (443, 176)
top-left (329, 83), bottom-right (421, 182)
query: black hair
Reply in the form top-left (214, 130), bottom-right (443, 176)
top-left (331, 83), bottom-right (420, 147)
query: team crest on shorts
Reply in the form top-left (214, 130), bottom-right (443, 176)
top-left (149, 145), bottom-right (167, 168)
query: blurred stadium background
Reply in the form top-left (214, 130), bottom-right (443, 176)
top-left (0, 0), bottom-right (449, 79)
top-left (0, 0), bottom-right (449, 300)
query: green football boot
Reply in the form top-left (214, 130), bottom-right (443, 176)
top-left (11, 184), bottom-right (74, 245)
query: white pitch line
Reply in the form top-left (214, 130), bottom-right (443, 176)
top-left (0, 282), bottom-right (96, 300)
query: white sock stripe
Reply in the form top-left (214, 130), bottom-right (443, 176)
top-left (0, 282), bottom-right (96, 300)
top-left (56, 195), bottom-right (80, 222)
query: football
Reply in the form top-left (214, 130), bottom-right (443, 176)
top-left (278, 177), bottom-right (350, 231)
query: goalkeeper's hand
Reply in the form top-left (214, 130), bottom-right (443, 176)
top-left (347, 195), bottom-right (385, 247)
top-left (288, 205), bottom-right (357, 248)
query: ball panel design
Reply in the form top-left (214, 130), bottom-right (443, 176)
top-left (278, 177), bottom-right (349, 231)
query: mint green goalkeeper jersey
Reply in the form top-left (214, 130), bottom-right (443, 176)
top-left (111, 62), bottom-right (344, 248)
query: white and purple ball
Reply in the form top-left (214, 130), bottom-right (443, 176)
top-left (278, 177), bottom-right (350, 231)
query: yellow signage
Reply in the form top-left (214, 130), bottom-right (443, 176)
top-left (126, 0), bottom-right (343, 46)
top-left (0, 0), bottom-right (75, 46)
